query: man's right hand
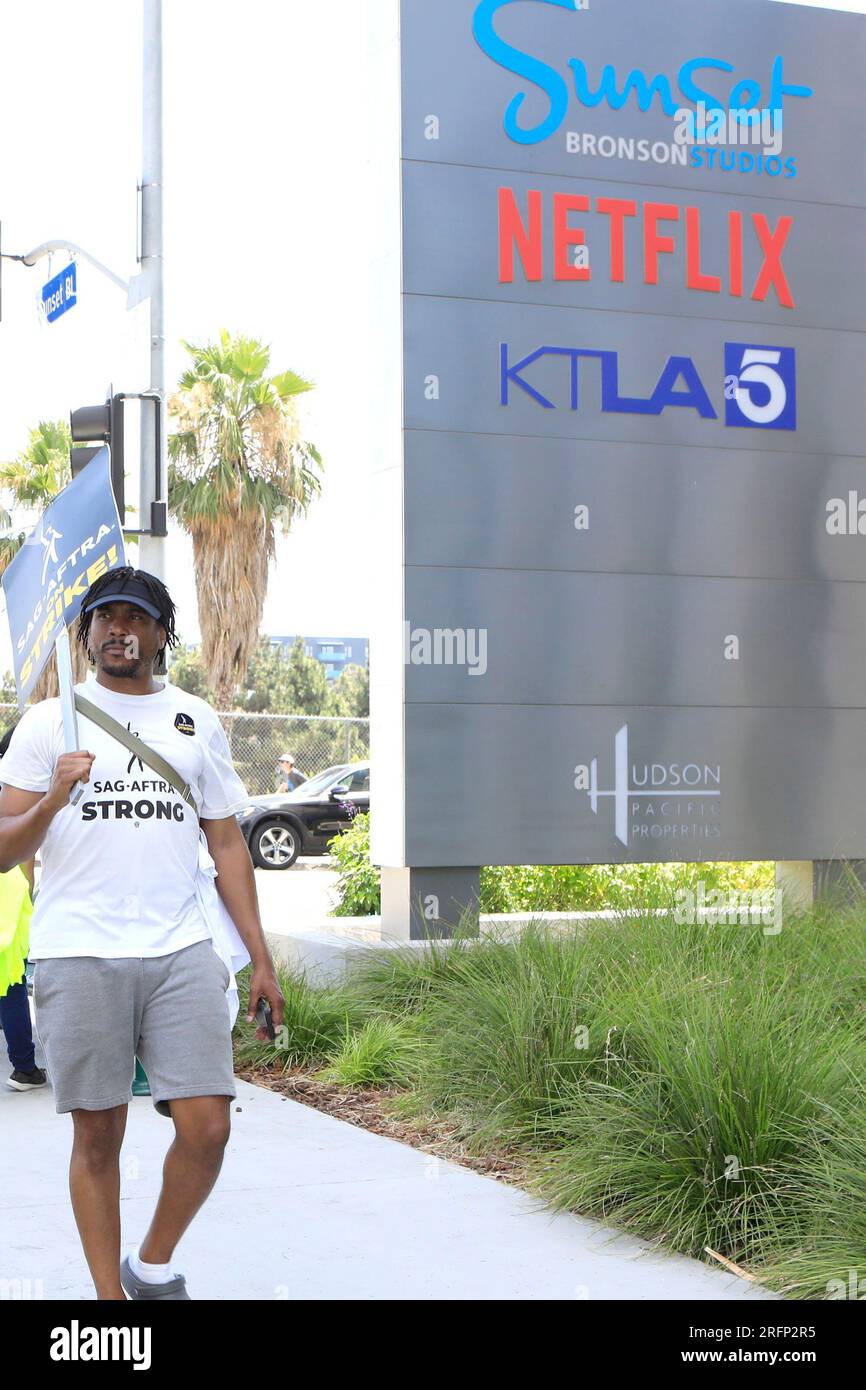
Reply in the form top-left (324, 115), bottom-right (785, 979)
top-left (44, 751), bottom-right (96, 811)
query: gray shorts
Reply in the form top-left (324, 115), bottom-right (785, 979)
top-left (32, 939), bottom-right (237, 1119)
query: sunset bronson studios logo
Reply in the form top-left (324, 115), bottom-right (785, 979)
top-left (576, 724), bottom-right (721, 847)
top-left (473, 0), bottom-right (813, 181)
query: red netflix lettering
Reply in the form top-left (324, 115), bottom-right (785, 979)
top-left (751, 214), bottom-right (794, 308)
top-left (643, 203), bottom-right (680, 285)
top-left (685, 207), bottom-right (721, 294)
top-left (729, 210), bottom-right (744, 298)
top-left (596, 197), bottom-right (637, 283)
top-left (553, 193), bottom-right (590, 281)
top-left (498, 187), bottom-right (543, 282)
top-left (496, 188), bottom-right (795, 309)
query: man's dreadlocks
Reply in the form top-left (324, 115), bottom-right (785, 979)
top-left (77, 567), bottom-right (179, 665)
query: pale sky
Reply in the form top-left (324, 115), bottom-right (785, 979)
top-left (0, 0), bottom-right (863, 674)
top-left (0, 0), bottom-right (369, 669)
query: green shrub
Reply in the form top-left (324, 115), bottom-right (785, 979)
top-left (329, 813), bottom-right (381, 916)
top-left (479, 860), bottom-right (774, 913)
top-left (375, 902), bottom-right (866, 1293)
top-left (316, 1017), bottom-right (426, 1087)
top-left (335, 930), bottom-right (486, 1022)
top-left (329, 812), bottom-right (773, 917)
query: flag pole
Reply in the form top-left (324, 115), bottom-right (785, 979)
top-left (55, 627), bottom-right (84, 805)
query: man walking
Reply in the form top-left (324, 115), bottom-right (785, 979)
top-left (0, 566), bottom-right (285, 1300)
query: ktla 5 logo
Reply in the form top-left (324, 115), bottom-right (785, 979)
top-left (500, 340), bottom-right (797, 430)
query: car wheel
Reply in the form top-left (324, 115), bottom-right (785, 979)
top-left (250, 819), bottom-right (300, 870)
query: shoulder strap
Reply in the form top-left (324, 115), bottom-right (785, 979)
top-left (73, 692), bottom-right (198, 813)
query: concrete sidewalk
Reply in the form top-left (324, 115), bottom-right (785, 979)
top-left (1, 1066), bottom-right (776, 1301)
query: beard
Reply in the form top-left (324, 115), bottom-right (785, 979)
top-left (98, 645), bottom-right (145, 676)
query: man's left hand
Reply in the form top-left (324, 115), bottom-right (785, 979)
top-left (246, 964), bottom-right (285, 1039)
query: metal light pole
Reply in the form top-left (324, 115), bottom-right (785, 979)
top-left (139, 0), bottom-right (166, 583)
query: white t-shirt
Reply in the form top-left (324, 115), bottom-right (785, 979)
top-left (0, 674), bottom-right (250, 960)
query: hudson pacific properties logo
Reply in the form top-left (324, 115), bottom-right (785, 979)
top-left (577, 724), bottom-right (722, 846)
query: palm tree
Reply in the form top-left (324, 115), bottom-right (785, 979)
top-left (168, 330), bottom-right (323, 710)
top-left (0, 421), bottom-right (90, 701)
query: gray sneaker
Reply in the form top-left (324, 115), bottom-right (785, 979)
top-left (120, 1254), bottom-right (191, 1300)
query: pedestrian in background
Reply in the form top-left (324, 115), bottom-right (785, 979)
top-left (0, 721), bottom-right (45, 1092)
top-left (277, 752), bottom-right (306, 792)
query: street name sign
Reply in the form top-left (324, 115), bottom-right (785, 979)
top-left (41, 262), bottom-right (77, 323)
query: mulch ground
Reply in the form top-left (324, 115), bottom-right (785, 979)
top-left (234, 1062), bottom-right (531, 1188)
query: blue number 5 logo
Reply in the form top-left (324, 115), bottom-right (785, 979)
top-left (724, 344), bottom-right (797, 431)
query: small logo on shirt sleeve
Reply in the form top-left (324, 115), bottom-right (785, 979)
top-left (174, 712), bottom-right (196, 736)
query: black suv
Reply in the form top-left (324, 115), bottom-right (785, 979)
top-left (235, 763), bottom-right (370, 869)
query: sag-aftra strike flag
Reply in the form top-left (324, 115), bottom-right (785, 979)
top-left (1, 450), bottom-right (126, 707)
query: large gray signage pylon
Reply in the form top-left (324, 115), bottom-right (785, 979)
top-left (369, 0), bottom-right (866, 920)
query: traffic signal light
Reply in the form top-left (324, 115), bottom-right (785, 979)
top-left (70, 389), bottom-right (125, 518)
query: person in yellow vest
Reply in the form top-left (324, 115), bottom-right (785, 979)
top-left (0, 722), bottom-right (45, 1091)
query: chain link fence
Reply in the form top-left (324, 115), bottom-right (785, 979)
top-left (0, 703), bottom-right (370, 799)
top-left (218, 712), bottom-right (369, 796)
